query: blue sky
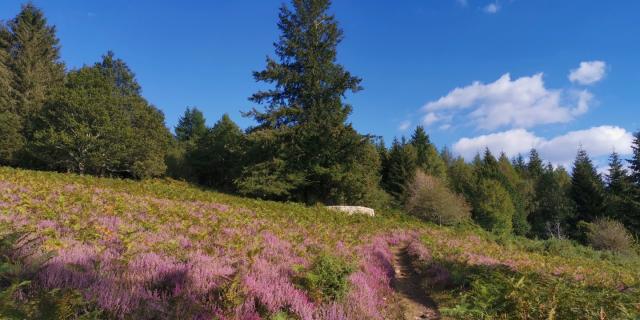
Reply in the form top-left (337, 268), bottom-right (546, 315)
top-left (2, 0), bottom-right (639, 167)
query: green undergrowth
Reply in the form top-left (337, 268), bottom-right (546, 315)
top-left (1, 166), bottom-right (640, 319)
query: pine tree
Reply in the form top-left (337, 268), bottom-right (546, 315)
top-left (175, 107), bottom-right (207, 143)
top-left (8, 3), bottom-right (64, 117)
top-left (527, 148), bottom-right (544, 179)
top-left (97, 51), bottom-right (141, 96)
top-left (529, 163), bottom-right (575, 238)
top-left (189, 114), bottom-right (245, 191)
top-left (628, 132), bottom-right (640, 187)
top-left (512, 154), bottom-right (527, 176)
top-left (570, 148), bottom-right (605, 230)
top-left (605, 151), bottom-right (640, 235)
top-left (410, 125), bottom-right (446, 179)
top-left (607, 151), bottom-right (631, 195)
top-left (0, 24), bottom-right (22, 165)
top-left (382, 138), bottom-right (417, 200)
top-left (0, 24), bottom-right (14, 112)
top-left (239, 0), bottom-right (382, 205)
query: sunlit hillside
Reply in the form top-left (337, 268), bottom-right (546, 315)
top-left (1, 167), bottom-right (638, 319)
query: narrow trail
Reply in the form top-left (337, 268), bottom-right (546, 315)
top-left (391, 246), bottom-right (440, 320)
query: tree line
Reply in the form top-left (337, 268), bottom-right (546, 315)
top-left (1, 1), bottom-right (639, 244)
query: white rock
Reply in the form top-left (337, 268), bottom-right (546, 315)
top-left (326, 205), bottom-right (375, 217)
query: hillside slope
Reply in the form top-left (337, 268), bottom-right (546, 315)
top-left (0, 167), bottom-right (639, 319)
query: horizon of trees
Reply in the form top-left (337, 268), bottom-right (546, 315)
top-left (1, 1), bottom-right (640, 244)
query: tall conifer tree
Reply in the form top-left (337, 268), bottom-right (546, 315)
top-left (7, 3), bottom-right (64, 117)
top-left (570, 148), bottom-right (605, 228)
top-left (628, 132), bottom-right (640, 187)
top-left (175, 107), bottom-right (207, 143)
top-left (527, 149), bottom-right (544, 179)
top-left (410, 125), bottom-right (446, 179)
top-left (239, 0), bottom-right (382, 205)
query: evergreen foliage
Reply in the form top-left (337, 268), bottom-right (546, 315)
top-left (7, 3), bottom-right (64, 117)
top-left (605, 151), bottom-right (640, 235)
top-left (175, 107), bottom-right (207, 143)
top-left (474, 179), bottom-right (515, 235)
top-left (410, 126), bottom-right (447, 180)
top-left (529, 164), bottom-right (575, 238)
top-left (382, 138), bottom-right (417, 200)
top-left (28, 54), bottom-right (169, 178)
top-left (628, 131), bottom-right (640, 187)
top-left (526, 149), bottom-right (544, 180)
top-left (189, 114), bottom-right (245, 191)
top-left (569, 148), bottom-right (605, 231)
top-left (239, 0), bottom-right (384, 205)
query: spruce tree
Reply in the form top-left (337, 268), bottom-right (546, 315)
top-left (97, 51), bottom-right (141, 96)
top-left (8, 3), bottom-right (64, 117)
top-left (570, 148), bottom-right (605, 229)
top-left (175, 107), bottom-right (207, 143)
top-left (410, 125), bottom-right (446, 179)
top-left (529, 163), bottom-right (575, 238)
top-left (382, 138), bottom-right (417, 201)
top-left (606, 151), bottom-right (640, 235)
top-left (527, 148), bottom-right (544, 179)
top-left (189, 114), bottom-right (245, 191)
top-left (607, 151), bottom-right (631, 195)
top-left (628, 132), bottom-right (640, 187)
top-left (239, 0), bottom-right (382, 205)
top-left (512, 154), bottom-right (527, 176)
top-left (0, 24), bottom-right (22, 165)
top-left (0, 24), bottom-right (13, 112)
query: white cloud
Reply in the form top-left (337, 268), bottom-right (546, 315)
top-left (569, 60), bottom-right (606, 85)
top-left (484, 2), bottom-right (500, 13)
top-left (398, 120), bottom-right (411, 131)
top-left (423, 73), bottom-right (591, 130)
top-left (452, 126), bottom-right (633, 166)
top-left (422, 112), bottom-right (439, 126)
top-left (457, 0), bottom-right (469, 7)
top-left (454, 129), bottom-right (541, 159)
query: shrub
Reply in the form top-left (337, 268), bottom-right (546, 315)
top-left (473, 179), bottom-right (514, 235)
top-left (405, 170), bottom-right (471, 225)
top-left (441, 264), bottom-right (640, 319)
top-left (296, 253), bottom-right (353, 302)
top-left (587, 218), bottom-right (636, 254)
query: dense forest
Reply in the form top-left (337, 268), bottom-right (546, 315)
top-left (1, 1), bottom-right (639, 250)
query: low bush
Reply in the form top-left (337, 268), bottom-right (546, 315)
top-left (405, 170), bottom-right (471, 225)
top-left (587, 218), bottom-right (636, 254)
top-left (441, 264), bottom-right (640, 319)
top-left (296, 253), bottom-right (354, 302)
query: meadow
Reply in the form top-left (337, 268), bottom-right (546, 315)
top-left (1, 166), bottom-right (639, 319)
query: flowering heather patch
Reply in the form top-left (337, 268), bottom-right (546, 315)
top-left (0, 167), bottom-right (419, 319)
top-left (1, 167), bottom-right (640, 319)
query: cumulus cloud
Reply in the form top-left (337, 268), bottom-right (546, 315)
top-left (452, 126), bottom-right (633, 166)
top-left (423, 73), bottom-right (591, 130)
top-left (484, 2), bottom-right (500, 13)
top-left (398, 120), bottom-right (411, 131)
top-left (569, 60), bottom-right (607, 85)
top-left (422, 112), bottom-right (440, 126)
